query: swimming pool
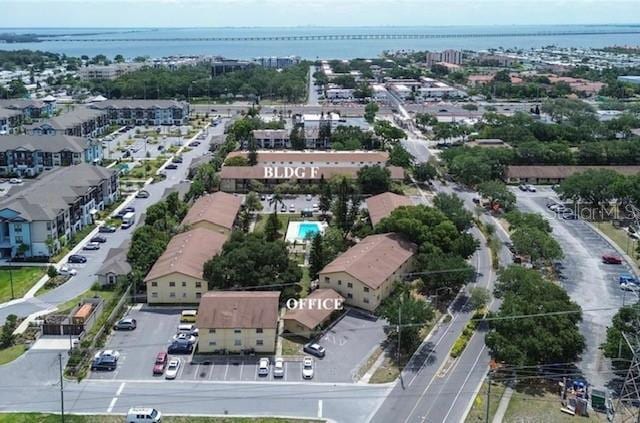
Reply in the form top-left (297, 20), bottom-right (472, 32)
top-left (298, 222), bottom-right (321, 239)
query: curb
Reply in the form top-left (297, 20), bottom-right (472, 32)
top-left (586, 221), bottom-right (640, 278)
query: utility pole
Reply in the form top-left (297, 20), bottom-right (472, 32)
top-left (485, 370), bottom-right (492, 422)
top-left (397, 302), bottom-right (402, 363)
top-left (58, 353), bottom-right (65, 423)
top-left (615, 332), bottom-right (640, 422)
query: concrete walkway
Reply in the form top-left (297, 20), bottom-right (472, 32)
top-left (491, 386), bottom-right (513, 423)
top-left (359, 350), bottom-right (386, 383)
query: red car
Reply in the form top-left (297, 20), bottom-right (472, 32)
top-left (602, 254), bottom-right (623, 265)
top-left (153, 352), bottom-right (168, 375)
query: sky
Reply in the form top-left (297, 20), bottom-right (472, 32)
top-left (1, 0), bottom-right (639, 28)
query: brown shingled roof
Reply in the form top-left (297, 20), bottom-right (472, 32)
top-left (282, 289), bottom-right (344, 330)
top-left (144, 227), bottom-right (227, 282)
top-left (227, 150), bottom-right (389, 163)
top-left (320, 233), bottom-right (416, 289)
top-left (366, 192), bottom-right (413, 227)
top-left (181, 192), bottom-right (242, 230)
top-left (196, 291), bottom-right (280, 329)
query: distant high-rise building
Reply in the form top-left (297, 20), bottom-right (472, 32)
top-left (253, 56), bottom-right (301, 69)
top-left (426, 50), bottom-right (462, 66)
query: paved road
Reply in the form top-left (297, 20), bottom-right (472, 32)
top-left (514, 187), bottom-right (634, 388)
top-left (0, 345), bottom-right (390, 422)
top-left (0, 123), bottom-right (222, 325)
top-left (307, 65), bottom-right (320, 106)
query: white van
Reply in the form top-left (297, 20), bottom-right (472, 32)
top-left (177, 323), bottom-right (199, 336)
top-left (127, 407), bottom-right (162, 422)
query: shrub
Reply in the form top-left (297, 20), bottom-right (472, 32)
top-left (47, 265), bottom-right (57, 278)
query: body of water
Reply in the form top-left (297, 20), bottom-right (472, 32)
top-left (1, 25), bottom-right (639, 59)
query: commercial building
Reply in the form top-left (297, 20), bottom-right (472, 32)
top-left (505, 165), bottom-right (640, 184)
top-left (196, 291), bottom-right (280, 353)
top-left (88, 100), bottom-right (190, 126)
top-left (219, 150), bottom-right (404, 193)
top-left (78, 63), bottom-right (144, 80)
top-left (211, 59), bottom-right (252, 76)
top-left (282, 288), bottom-right (344, 338)
top-left (0, 164), bottom-right (119, 258)
top-left (181, 191), bottom-right (242, 236)
top-left (145, 227), bottom-right (228, 304)
top-left (318, 233), bottom-right (416, 311)
top-left (0, 135), bottom-right (102, 177)
top-left (366, 192), bottom-right (413, 227)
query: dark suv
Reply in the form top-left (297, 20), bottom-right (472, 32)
top-left (68, 255), bottom-right (87, 264)
top-left (91, 355), bottom-right (117, 371)
top-left (168, 340), bottom-right (193, 354)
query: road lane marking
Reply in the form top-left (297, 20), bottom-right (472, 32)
top-left (317, 400), bottom-right (323, 418)
top-left (224, 363), bottom-right (229, 380)
top-left (116, 382), bottom-right (125, 396)
top-left (107, 397), bottom-right (118, 413)
top-left (208, 363), bottom-right (215, 380)
top-left (239, 362), bottom-right (244, 380)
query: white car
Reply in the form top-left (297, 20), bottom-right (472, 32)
top-left (626, 227), bottom-right (640, 241)
top-left (526, 184), bottom-right (536, 192)
top-left (94, 350), bottom-right (120, 361)
top-left (9, 178), bottom-right (22, 184)
top-left (58, 266), bottom-right (77, 276)
top-left (312, 204), bottom-right (319, 212)
top-left (172, 333), bottom-right (197, 344)
top-left (165, 358), bottom-right (181, 379)
top-left (302, 356), bottom-right (314, 379)
top-left (258, 357), bottom-right (270, 376)
top-left (288, 205), bottom-right (296, 213)
top-left (306, 194), bottom-right (312, 201)
top-left (273, 357), bottom-right (285, 378)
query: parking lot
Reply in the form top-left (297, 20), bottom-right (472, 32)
top-left (514, 187), bottom-right (634, 387)
top-left (90, 306), bottom-right (386, 383)
top-left (102, 126), bottom-right (189, 161)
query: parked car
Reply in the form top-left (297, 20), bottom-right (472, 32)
top-left (273, 357), bottom-right (285, 378)
top-left (135, 190), bottom-right (150, 199)
top-left (306, 194), bottom-right (312, 201)
top-left (114, 318), bottom-right (137, 331)
top-left (258, 357), bottom-right (270, 376)
top-left (83, 242), bottom-right (101, 251)
top-left (165, 358), bottom-right (181, 380)
top-left (602, 254), bottom-right (623, 265)
top-left (620, 274), bottom-right (638, 285)
top-left (526, 184), bottom-right (536, 192)
top-left (188, 141), bottom-right (200, 147)
top-left (280, 204), bottom-right (287, 212)
top-left (126, 407), bottom-right (162, 423)
top-left (157, 145), bottom-right (164, 151)
top-left (90, 235), bottom-right (107, 243)
top-left (67, 254), bottom-right (87, 264)
top-left (172, 156), bottom-right (183, 163)
top-left (94, 350), bottom-right (120, 362)
top-left (288, 204), bottom-right (296, 213)
top-left (99, 225), bottom-right (117, 233)
top-left (562, 213), bottom-right (578, 220)
top-left (312, 204), bottom-right (319, 212)
top-left (303, 342), bottom-right (326, 358)
top-left (302, 356), bottom-right (314, 379)
top-left (58, 266), bottom-right (77, 277)
top-left (168, 340), bottom-right (193, 354)
top-left (621, 283), bottom-right (640, 292)
top-left (123, 206), bottom-right (136, 213)
top-left (91, 355), bottom-right (117, 371)
top-left (260, 194), bottom-right (266, 201)
top-left (165, 164), bottom-right (178, 170)
top-left (172, 333), bottom-right (197, 344)
top-left (177, 324), bottom-right (199, 336)
top-left (153, 352), bottom-right (168, 375)
top-left (518, 184), bottom-right (528, 191)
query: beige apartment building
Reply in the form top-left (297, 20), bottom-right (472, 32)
top-left (145, 227), bottom-right (227, 304)
top-left (196, 291), bottom-right (280, 353)
top-left (181, 191), bottom-right (242, 236)
top-left (318, 233), bottom-right (416, 312)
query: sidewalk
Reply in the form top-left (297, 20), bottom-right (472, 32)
top-left (492, 386), bottom-right (513, 423)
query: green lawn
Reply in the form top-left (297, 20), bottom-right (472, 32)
top-left (597, 222), bottom-right (639, 266)
top-left (0, 414), bottom-right (320, 423)
top-left (0, 344), bottom-right (27, 365)
top-left (280, 335), bottom-right (306, 356)
top-left (464, 380), bottom-right (506, 423)
top-left (0, 267), bottom-right (46, 303)
top-left (253, 213), bottom-right (292, 238)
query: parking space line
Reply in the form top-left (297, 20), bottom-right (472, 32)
top-left (318, 400), bottom-right (323, 418)
top-left (239, 362), bottom-right (244, 380)
top-left (192, 364), bottom-right (201, 380)
top-left (116, 382), bottom-right (125, 396)
top-left (224, 363), bottom-right (229, 380)
top-left (107, 397), bottom-right (118, 413)
top-left (208, 363), bottom-right (215, 379)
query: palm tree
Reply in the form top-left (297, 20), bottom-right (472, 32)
top-left (268, 192), bottom-right (285, 214)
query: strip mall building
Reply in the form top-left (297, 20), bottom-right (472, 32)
top-left (219, 150), bottom-right (405, 192)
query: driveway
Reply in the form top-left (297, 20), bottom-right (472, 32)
top-left (89, 305), bottom-right (182, 381)
top-left (314, 308), bottom-right (387, 383)
top-left (515, 187), bottom-right (632, 387)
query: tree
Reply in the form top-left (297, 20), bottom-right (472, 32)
top-left (114, 54), bottom-right (125, 63)
top-left (378, 287), bottom-right (434, 354)
top-left (203, 232), bottom-right (302, 299)
top-left (47, 265), bottom-right (58, 278)
top-left (414, 162), bottom-right (437, 183)
top-left (332, 177), bottom-right (360, 234)
top-left (433, 193), bottom-right (473, 232)
top-left (238, 208), bottom-right (252, 232)
top-left (602, 305), bottom-right (640, 371)
top-left (364, 102), bottom-right (379, 124)
top-left (290, 126), bottom-right (306, 150)
top-left (511, 227), bottom-right (563, 263)
top-left (389, 143), bottom-right (414, 168)
top-left (268, 192), bottom-right (285, 214)
top-left (504, 210), bottom-right (552, 233)
top-left (224, 156), bottom-right (250, 167)
top-left (469, 287), bottom-right (490, 310)
top-left (247, 137), bottom-right (258, 166)
top-left (486, 266), bottom-right (585, 366)
top-left (245, 192), bottom-right (263, 213)
top-left (558, 169), bottom-right (621, 209)
top-left (0, 314), bottom-right (18, 348)
top-left (418, 253), bottom-right (475, 293)
top-left (357, 166), bottom-right (391, 195)
top-left (7, 79), bottom-right (27, 98)
top-left (374, 120), bottom-right (407, 148)
top-left (263, 212), bottom-right (282, 242)
top-left (309, 233), bottom-right (326, 280)
top-left (319, 183), bottom-right (332, 217)
top-left (478, 180), bottom-right (516, 211)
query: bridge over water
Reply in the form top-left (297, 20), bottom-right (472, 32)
top-left (45, 30), bottom-right (640, 43)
